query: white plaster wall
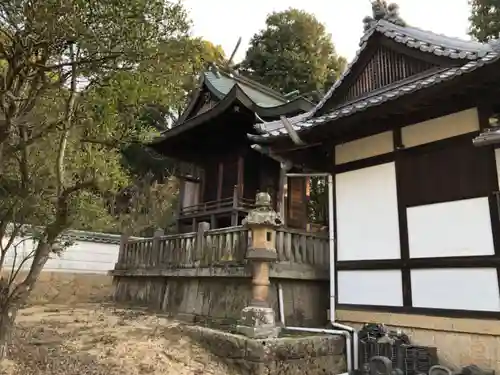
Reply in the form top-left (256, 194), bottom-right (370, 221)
top-left (335, 131), bottom-right (394, 165)
top-left (338, 270), bottom-right (403, 306)
top-left (2, 236), bottom-right (119, 274)
top-left (401, 108), bottom-right (479, 148)
top-left (407, 197), bottom-right (495, 258)
top-left (411, 268), bottom-right (500, 311)
top-left (336, 162), bottom-right (401, 261)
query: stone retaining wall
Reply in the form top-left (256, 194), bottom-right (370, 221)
top-left (183, 325), bottom-right (346, 375)
top-left (112, 263), bottom-right (329, 327)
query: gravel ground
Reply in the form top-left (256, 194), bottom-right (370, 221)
top-left (0, 304), bottom-right (239, 375)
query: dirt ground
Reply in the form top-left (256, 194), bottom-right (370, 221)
top-left (0, 273), bottom-right (239, 375)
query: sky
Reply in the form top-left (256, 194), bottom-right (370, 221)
top-left (182, 0), bottom-right (472, 63)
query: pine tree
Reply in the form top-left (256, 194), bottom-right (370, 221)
top-left (469, 0), bottom-right (500, 42)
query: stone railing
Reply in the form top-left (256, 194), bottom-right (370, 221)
top-left (115, 224), bottom-right (329, 270)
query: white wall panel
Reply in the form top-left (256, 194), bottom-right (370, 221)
top-left (407, 197), bottom-right (495, 258)
top-left (335, 131), bottom-right (394, 165)
top-left (411, 268), bottom-right (500, 311)
top-left (2, 236), bottom-right (119, 274)
top-left (338, 270), bottom-right (403, 306)
top-left (336, 162), bottom-right (401, 261)
top-left (401, 108), bottom-right (479, 148)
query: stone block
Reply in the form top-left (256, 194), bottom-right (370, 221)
top-left (237, 306), bottom-right (280, 339)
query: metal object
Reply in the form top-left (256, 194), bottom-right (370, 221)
top-left (473, 127), bottom-right (500, 147)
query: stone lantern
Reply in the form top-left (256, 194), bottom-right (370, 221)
top-left (236, 192), bottom-right (282, 339)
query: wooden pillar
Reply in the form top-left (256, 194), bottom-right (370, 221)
top-left (276, 164), bottom-right (287, 225)
top-left (217, 161), bottom-right (224, 203)
top-left (237, 155), bottom-right (244, 197)
top-left (231, 185), bottom-right (239, 226)
top-left (176, 178), bottom-right (185, 233)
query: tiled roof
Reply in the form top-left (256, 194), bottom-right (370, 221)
top-left (365, 20), bottom-right (490, 60)
top-left (254, 20), bottom-right (499, 140)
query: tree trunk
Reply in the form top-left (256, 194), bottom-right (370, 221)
top-left (0, 242), bottom-right (52, 359)
top-left (0, 305), bottom-right (17, 360)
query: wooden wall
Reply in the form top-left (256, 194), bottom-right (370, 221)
top-left (333, 107), bottom-right (500, 319)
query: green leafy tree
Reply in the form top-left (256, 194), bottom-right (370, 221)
top-left (0, 0), bottom-right (192, 356)
top-left (117, 38), bottom-right (226, 223)
top-left (240, 8), bottom-right (346, 99)
top-left (469, 0), bottom-right (500, 42)
top-left (363, 0), bottom-right (406, 32)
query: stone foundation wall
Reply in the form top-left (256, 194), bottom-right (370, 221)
top-left (112, 264), bottom-right (329, 327)
top-left (337, 309), bottom-right (500, 372)
top-left (183, 325), bottom-right (346, 375)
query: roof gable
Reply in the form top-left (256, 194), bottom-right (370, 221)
top-left (174, 68), bottom-right (314, 128)
top-left (204, 71), bottom-right (287, 108)
top-left (185, 89), bottom-right (219, 121)
top-left (326, 41), bottom-right (440, 109)
top-left (316, 20), bottom-right (491, 115)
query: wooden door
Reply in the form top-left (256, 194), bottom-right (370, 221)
top-left (286, 177), bottom-right (308, 229)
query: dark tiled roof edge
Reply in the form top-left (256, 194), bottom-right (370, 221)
top-left (258, 51), bottom-right (500, 139)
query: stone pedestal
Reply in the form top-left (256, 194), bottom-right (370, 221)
top-left (236, 306), bottom-right (280, 339)
top-left (237, 192), bottom-right (282, 339)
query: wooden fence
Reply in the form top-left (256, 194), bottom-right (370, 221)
top-left (115, 224), bottom-right (329, 270)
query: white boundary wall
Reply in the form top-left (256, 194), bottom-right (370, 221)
top-left (1, 230), bottom-right (122, 274)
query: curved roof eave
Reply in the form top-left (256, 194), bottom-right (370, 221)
top-left (149, 83), bottom-right (309, 149)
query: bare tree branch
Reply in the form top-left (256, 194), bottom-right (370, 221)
top-left (55, 44), bottom-right (78, 197)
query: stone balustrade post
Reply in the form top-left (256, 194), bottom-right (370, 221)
top-left (236, 192), bottom-right (282, 339)
top-left (116, 233), bottom-right (129, 269)
top-left (152, 228), bottom-right (164, 266)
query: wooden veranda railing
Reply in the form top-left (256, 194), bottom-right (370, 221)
top-left (115, 225), bottom-right (329, 270)
top-left (180, 186), bottom-right (255, 216)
